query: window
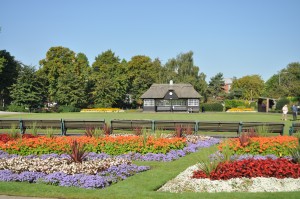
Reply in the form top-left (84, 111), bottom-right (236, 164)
top-left (188, 99), bottom-right (199, 106)
top-left (144, 99), bottom-right (155, 106)
top-left (156, 100), bottom-right (171, 106)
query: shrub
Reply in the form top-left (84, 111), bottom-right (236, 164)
top-left (57, 105), bottom-right (80, 113)
top-left (200, 103), bottom-right (223, 112)
top-left (276, 98), bottom-right (290, 110)
top-left (7, 104), bottom-right (29, 112)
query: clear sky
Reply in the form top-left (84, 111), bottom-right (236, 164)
top-left (1, 0), bottom-right (299, 82)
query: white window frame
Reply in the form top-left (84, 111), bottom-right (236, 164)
top-left (188, 99), bottom-right (199, 106)
top-left (144, 99), bottom-right (155, 106)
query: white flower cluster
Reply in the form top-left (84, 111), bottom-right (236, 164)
top-left (158, 165), bottom-right (300, 193)
top-left (0, 157), bottom-right (131, 175)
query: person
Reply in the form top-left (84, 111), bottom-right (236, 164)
top-left (282, 104), bottom-right (288, 121)
top-left (292, 104), bottom-right (298, 121)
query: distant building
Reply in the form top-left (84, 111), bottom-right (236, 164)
top-left (223, 78), bottom-right (233, 93)
top-left (140, 81), bottom-right (201, 112)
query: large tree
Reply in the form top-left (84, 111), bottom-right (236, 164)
top-left (207, 73), bottom-right (225, 100)
top-left (38, 47), bottom-right (90, 108)
top-left (9, 65), bottom-right (44, 112)
top-left (231, 75), bottom-right (264, 100)
top-left (91, 50), bottom-right (128, 108)
top-left (163, 51), bottom-right (207, 100)
top-left (264, 62), bottom-right (300, 98)
top-left (126, 55), bottom-right (161, 106)
top-left (0, 50), bottom-right (21, 108)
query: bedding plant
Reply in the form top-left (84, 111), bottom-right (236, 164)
top-left (0, 133), bottom-right (220, 189)
top-left (192, 134), bottom-right (300, 181)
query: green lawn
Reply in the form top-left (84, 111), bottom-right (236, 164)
top-left (0, 111), bottom-right (299, 198)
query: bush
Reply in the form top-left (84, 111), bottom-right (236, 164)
top-left (224, 100), bottom-right (246, 110)
top-left (58, 105), bottom-right (80, 113)
top-left (7, 104), bottom-right (29, 112)
top-left (200, 103), bottom-right (223, 112)
top-left (276, 98), bottom-right (290, 110)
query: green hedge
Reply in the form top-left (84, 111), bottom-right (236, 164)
top-left (200, 103), bottom-right (223, 112)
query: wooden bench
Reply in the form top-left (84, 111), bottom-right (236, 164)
top-left (63, 119), bottom-right (106, 135)
top-left (0, 119), bottom-right (22, 133)
top-left (197, 121), bottom-right (242, 136)
top-left (289, 122), bottom-right (300, 135)
top-left (21, 119), bottom-right (63, 134)
top-left (110, 120), bottom-right (153, 133)
top-left (154, 120), bottom-right (197, 132)
top-left (241, 122), bottom-right (285, 135)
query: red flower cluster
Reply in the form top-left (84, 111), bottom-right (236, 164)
top-left (0, 134), bottom-right (37, 143)
top-left (192, 158), bottom-right (300, 180)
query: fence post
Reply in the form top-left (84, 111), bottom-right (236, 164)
top-left (61, 119), bottom-right (65, 136)
top-left (19, 119), bottom-right (24, 134)
top-left (151, 120), bottom-right (155, 133)
top-left (238, 121), bottom-right (243, 136)
top-left (194, 121), bottom-right (199, 133)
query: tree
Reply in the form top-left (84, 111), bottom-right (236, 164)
top-left (0, 50), bottom-right (21, 108)
top-left (91, 50), bottom-right (128, 108)
top-left (38, 47), bottom-right (90, 108)
top-left (264, 62), bottom-right (300, 98)
top-left (231, 75), bottom-right (264, 100)
top-left (207, 73), bottom-right (225, 100)
top-left (163, 51), bottom-right (207, 100)
top-left (9, 65), bottom-right (44, 112)
top-left (126, 55), bottom-right (160, 107)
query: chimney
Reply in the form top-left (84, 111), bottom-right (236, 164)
top-left (170, 80), bottom-right (173, 85)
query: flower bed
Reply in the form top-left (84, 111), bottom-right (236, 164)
top-left (0, 135), bottom-right (187, 155)
top-left (159, 135), bottom-right (300, 193)
top-left (0, 134), bottom-right (220, 189)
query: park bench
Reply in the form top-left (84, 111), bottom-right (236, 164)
top-left (21, 119), bottom-right (63, 134)
top-left (241, 122), bottom-right (285, 135)
top-left (289, 122), bottom-right (300, 135)
top-left (154, 120), bottom-right (197, 132)
top-left (197, 121), bottom-right (242, 137)
top-left (62, 119), bottom-right (106, 135)
top-left (0, 119), bottom-right (22, 133)
top-left (110, 120), bottom-right (153, 133)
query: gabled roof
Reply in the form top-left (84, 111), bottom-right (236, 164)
top-left (140, 83), bottom-right (201, 99)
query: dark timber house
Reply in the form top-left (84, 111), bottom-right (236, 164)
top-left (140, 81), bottom-right (201, 112)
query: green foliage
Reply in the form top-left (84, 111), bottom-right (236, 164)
top-left (7, 104), bottom-right (28, 112)
top-left (276, 98), bottom-right (290, 110)
top-left (207, 73), bottom-right (225, 99)
top-left (91, 50), bottom-right (128, 108)
top-left (0, 50), bottom-right (21, 107)
top-left (200, 103), bottom-right (223, 112)
top-left (58, 105), bottom-right (80, 113)
top-left (224, 100), bottom-right (250, 110)
top-left (29, 122), bottom-right (38, 136)
top-left (45, 128), bottom-right (55, 138)
top-left (231, 75), bottom-right (264, 100)
top-left (9, 65), bottom-right (45, 111)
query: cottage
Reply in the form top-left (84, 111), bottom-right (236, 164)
top-left (140, 81), bottom-right (201, 112)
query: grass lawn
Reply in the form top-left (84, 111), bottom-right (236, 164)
top-left (0, 111), bottom-right (299, 198)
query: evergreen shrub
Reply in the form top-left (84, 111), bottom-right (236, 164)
top-left (201, 103), bottom-right (223, 112)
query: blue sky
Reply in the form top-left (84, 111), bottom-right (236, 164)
top-left (1, 0), bottom-right (299, 82)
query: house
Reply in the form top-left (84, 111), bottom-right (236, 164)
top-left (140, 81), bottom-right (201, 112)
top-left (223, 78), bottom-right (233, 93)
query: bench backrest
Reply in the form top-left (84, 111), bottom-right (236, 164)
top-left (197, 121), bottom-right (241, 133)
top-left (63, 120), bottom-right (105, 129)
top-left (241, 122), bottom-right (284, 135)
top-left (111, 120), bottom-right (152, 132)
top-left (0, 119), bottom-right (22, 129)
top-left (154, 120), bottom-right (197, 131)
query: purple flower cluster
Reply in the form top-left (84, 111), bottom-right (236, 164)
top-left (0, 137), bottom-right (220, 189)
top-left (0, 164), bottom-right (150, 189)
